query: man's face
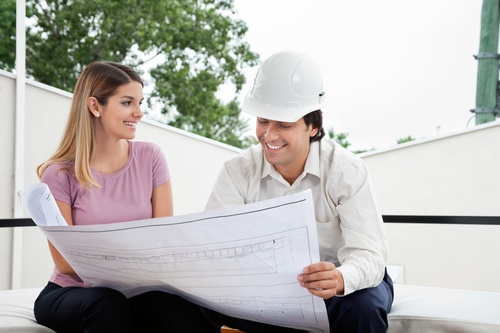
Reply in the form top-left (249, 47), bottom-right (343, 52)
top-left (256, 117), bottom-right (318, 182)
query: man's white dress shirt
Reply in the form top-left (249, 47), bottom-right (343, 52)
top-left (206, 139), bottom-right (388, 296)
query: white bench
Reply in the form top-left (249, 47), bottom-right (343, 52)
top-left (1, 284), bottom-right (500, 332)
top-left (388, 284), bottom-right (500, 332)
top-left (0, 288), bottom-right (55, 333)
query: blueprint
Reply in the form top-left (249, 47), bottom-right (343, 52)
top-left (25, 183), bottom-right (329, 332)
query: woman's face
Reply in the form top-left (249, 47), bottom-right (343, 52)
top-left (95, 81), bottom-right (144, 141)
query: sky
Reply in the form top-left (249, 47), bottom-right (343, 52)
top-left (223, 0), bottom-right (493, 151)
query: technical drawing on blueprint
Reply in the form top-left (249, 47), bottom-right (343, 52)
top-left (26, 184), bottom-right (329, 332)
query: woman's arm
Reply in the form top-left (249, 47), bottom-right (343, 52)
top-left (47, 200), bottom-right (77, 275)
top-left (152, 181), bottom-right (173, 218)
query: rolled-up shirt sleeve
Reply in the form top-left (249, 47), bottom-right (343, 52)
top-left (333, 160), bottom-right (388, 296)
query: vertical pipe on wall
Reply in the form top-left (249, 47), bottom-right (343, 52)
top-left (12, 0), bottom-right (26, 289)
top-left (474, 0), bottom-right (500, 125)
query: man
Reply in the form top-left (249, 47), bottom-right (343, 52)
top-left (205, 50), bottom-right (393, 333)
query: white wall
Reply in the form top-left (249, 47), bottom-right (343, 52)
top-left (0, 72), bottom-right (16, 289)
top-left (385, 223), bottom-right (499, 291)
top-left (361, 123), bottom-right (500, 216)
top-left (0, 72), bottom-right (16, 218)
top-left (1, 70), bottom-right (499, 292)
top-left (360, 123), bottom-right (500, 292)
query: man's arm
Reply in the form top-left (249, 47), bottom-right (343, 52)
top-left (205, 163), bottom-right (246, 211)
top-left (335, 173), bottom-right (388, 296)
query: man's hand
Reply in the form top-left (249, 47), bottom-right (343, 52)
top-left (297, 262), bottom-right (344, 299)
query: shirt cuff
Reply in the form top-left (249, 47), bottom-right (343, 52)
top-left (336, 264), bottom-right (359, 296)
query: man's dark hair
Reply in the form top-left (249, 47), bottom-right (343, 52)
top-left (304, 110), bottom-right (325, 142)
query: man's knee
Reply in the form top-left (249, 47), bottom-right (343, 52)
top-left (326, 285), bottom-right (391, 333)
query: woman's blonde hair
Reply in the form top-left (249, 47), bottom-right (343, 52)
top-left (37, 61), bottom-right (143, 188)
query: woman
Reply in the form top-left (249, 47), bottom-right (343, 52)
top-left (34, 61), bottom-right (214, 332)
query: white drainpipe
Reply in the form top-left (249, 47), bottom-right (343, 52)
top-left (12, 0), bottom-right (26, 290)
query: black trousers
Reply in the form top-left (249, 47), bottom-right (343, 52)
top-left (34, 282), bottom-right (219, 333)
top-left (208, 269), bottom-right (394, 333)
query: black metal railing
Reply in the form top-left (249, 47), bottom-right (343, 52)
top-left (0, 218), bottom-right (36, 227)
top-left (1, 216), bottom-right (500, 228)
top-left (383, 215), bottom-right (500, 225)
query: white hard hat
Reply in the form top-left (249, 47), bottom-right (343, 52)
top-left (242, 50), bottom-right (328, 122)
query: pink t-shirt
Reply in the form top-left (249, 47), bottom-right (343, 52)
top-left (41, 141), bottom-right (170, 287)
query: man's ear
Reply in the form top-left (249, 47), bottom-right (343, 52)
top-left (310, 126), bottom-right (319, 138)
top-left (88, 97), bottom-right (101, 117)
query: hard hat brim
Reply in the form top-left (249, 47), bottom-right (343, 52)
top-left (242, 91), bottom-right (328, 123)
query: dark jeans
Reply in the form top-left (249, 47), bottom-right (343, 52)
top-left (34, 282), bottom-right (219, 333)
top-left (207, 269), bottom-right (394, 333)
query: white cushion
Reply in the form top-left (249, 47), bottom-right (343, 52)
top-left (0, 288), bottom-right (54, 333)
top-left (389, 284), bottom-right (500, 333)
top-left (1, 285), bottom-right (500, 332)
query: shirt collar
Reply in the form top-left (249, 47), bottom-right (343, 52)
top-left (304, 141), bottom-right (321, 178)
top-left (261, 150), bottom-right (277, 180)
top-left (260, 141), bottom-right (322, 180)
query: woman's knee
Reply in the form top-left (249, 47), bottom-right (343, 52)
top-left (34, 285), bottom-right (130, 332)
top-left (81, 287), bottom-right (130, 331)
top-left (85, 287), bottom-right (129, 314)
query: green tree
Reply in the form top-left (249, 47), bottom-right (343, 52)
top-left (2, 0), bottom-right (259, 148)
top-left (397, 135), bottom-right (415, 144)
top-left (0, 0), bottom-right (16, 72)
top-left (326, 127), bottom-right (371, 154)
top-left (327, 127), bottom-right (351, 149)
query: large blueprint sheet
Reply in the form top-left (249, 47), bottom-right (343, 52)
top-left (25, 184), bottom-right (329, 332)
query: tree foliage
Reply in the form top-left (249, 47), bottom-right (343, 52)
top-left (0, 0), bottom-right (16, 72)
top-left (327, 127), bottom-right (371, 154)
top-left (397, 135), bottom-right (415, 144)
top-left (327, 127), bottom-right (351, 149)
top-left (1, 0), bottom-right (259, 148)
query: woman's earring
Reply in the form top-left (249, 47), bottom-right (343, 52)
top-left (95, 112), bottom-right (100, 118)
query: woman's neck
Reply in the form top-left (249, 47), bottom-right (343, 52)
top-left (90, 139), bottom-right (130, 174)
